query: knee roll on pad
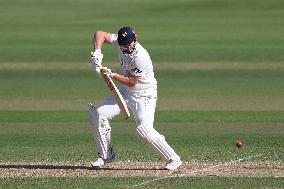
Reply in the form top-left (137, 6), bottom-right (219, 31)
top-left (89, 103), bottom-right (99, 127)
top-left (89, 102), bottom-right (111, 131)
top-left (136, 124), bottom-right (160, 142)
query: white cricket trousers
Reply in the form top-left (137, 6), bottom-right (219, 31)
top-left (97, 88), bottom-right (156, 127)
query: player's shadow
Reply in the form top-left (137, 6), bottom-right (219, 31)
top-left (0, 164), bottom-right (94, 170)
top-left (0, 164), bottom-right (164, 171)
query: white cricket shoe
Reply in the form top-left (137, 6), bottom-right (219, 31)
top-left (92, 158), bottom-right (106, 168)
top-left (165, 159), bottom-right (182, 171)
top-left (91, 153), bottom-right (116, 169)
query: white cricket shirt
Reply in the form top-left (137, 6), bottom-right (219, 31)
top-left (111, 34), bottom-right (157, 97)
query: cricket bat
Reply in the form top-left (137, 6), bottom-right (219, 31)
top-left (98, 64), bottom-right (130, 120)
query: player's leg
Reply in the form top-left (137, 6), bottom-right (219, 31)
top-left (136, 124), bottom-right (182, 171)
top-left (88, 95), bottom-right (120, 168)
top-left (128, 95), bottom-right (182, 171)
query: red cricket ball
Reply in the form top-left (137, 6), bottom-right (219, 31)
top-left (236, 140), bottom-right (244, 148)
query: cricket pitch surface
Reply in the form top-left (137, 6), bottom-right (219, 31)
top-left (0, 161), bottom-right (283, 178)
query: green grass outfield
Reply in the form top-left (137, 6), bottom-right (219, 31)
top-left (0, 0), bottom-right (284, 188)
top-left (0, 113), bottom-right (283, 162)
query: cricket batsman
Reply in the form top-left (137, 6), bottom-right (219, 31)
top-left (89, 26), bottom-right (182, 171)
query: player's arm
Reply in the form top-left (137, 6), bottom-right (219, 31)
top-left (91, 31), bottom-right (112, 75)
top-left (111, 57), bottom-right (147, 87)
top-left (93, 31), bottom-right (112, 49)
top-left (112, 73), bottom-right (139, 87)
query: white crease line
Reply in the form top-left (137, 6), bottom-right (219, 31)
top-left (132, 154), bottom-right (262, 187)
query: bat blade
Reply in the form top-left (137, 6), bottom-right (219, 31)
top-left (102, 74), bottom-right (130, 120)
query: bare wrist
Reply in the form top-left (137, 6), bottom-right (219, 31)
top-left (95, 48), bottom-right (101, 53)
top-left (111, 73), bottom-right (117, 79)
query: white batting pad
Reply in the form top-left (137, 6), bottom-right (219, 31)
top-left (88, 103), bottom-right (114, 160)
top-left (136, 124), bottom-right (180, 162)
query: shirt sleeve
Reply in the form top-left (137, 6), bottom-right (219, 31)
top-left (130, 52), bottom-right (152, 77)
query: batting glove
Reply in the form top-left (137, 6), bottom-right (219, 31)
top-left (95, 66), bottom-right (103, 78)
top-left (90, 49), bottom-right (103, 66)
top-left (101, 67), bottom-right (115, 78)
top-left (95, 66), bottom-right (114, 78)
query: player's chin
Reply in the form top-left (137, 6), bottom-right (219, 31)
top-left (126, 48), bottom-right (135, 54)
top-left (126, 50), bottom-right (133, 54)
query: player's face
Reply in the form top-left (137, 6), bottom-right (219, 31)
top-left (120, 41), bottom-right (135, 54)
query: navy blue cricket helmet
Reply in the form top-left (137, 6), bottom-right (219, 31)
top-left (117, 27), bottom-right (137, 45)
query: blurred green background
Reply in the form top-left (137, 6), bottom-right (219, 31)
top-left (1, 0), bottom-right (284, 63)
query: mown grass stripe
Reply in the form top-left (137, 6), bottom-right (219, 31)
top-left (0, 111), bottom-right (283, 123)
top-left (0, 62), bottom-right (284, 71)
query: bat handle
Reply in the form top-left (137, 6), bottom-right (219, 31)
top-left (98, 63), bottom-right (107, 75)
